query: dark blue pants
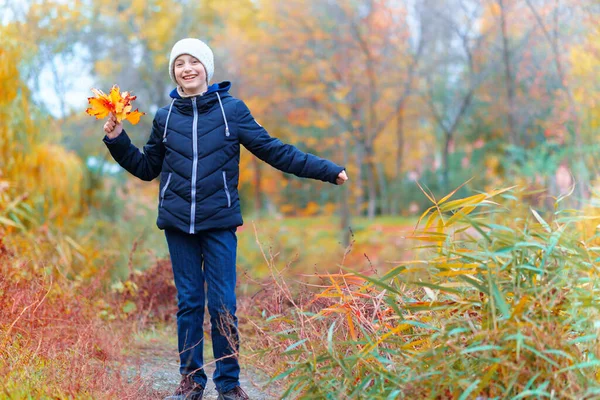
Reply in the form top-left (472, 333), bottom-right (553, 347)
top-left (164, 228), bottom-right (240, 393)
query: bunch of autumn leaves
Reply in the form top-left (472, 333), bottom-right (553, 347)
top-left (85, 85), bottom-right (145, 125)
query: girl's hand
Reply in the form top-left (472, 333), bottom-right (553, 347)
top-left (336, 170), bottom-right (348, 185)
top-left (103, 113), bottom-right (123, 139)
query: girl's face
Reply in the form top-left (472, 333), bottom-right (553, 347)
top-left (174, 54), bottom-right (207, 95)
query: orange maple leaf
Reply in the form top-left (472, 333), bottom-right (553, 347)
top-left (85, 85), bottom-right (145, 125)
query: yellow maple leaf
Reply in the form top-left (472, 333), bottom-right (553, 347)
top-left (85, 85), bottom-right (145, 125)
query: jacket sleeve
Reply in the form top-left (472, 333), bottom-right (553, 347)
top-left (236, 100), bottom-right (345, 184)
top-left (102, 115), bottom-right (165, 181)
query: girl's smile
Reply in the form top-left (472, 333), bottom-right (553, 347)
top-left (174, 54), bottom-right (207, 95)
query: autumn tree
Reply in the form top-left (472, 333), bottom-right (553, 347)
top-left (244, 0), bottom-right (424, 221)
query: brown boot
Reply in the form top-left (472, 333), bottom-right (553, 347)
top-left (164, 375), bottom-right (205, 400)
top-left (217, 386), bottom-right (249, 400)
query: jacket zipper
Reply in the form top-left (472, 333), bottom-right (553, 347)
top-left (190, 98), bottom-right (198, 234)
top-left (160, 172), bottom-right (172, 208)
top-left (222, 171), bottom-right (231, 208)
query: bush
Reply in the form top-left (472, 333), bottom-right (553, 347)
top-left (245, 186), bottom-right (600, 399)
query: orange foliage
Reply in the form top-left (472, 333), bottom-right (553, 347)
top-left (301, 201), bottom-right (320, 217)
top-left (86, 85), bottom-right (145, 124)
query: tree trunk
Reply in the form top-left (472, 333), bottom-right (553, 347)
top-left (498, 0), bottom-right (519, 147)
top-left (395, 103), bottom-right (405, 180)
top-left (376, 161), bottom-right (388, 215)
top-left (354, 142), bottom-right (365, 216)
top-left (392, 103), bottom-right (405, 215)
top-left (365, 144), bottom-right (377, 219)
top-left (340, 137), bottom-right (351, 247)
top-left (442, 130), bottom-right (451, 193)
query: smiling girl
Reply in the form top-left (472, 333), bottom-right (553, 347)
top-left (102, 38), bottom-right (348, 400)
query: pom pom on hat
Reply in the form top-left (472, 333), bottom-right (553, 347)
top-left (169, 38), bottom-right (214, 85)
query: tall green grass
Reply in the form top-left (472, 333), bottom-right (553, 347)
top-left (246, 186), bottom-right (600, 399)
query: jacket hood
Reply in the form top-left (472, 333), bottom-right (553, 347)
top-left (169, 81), bottom-right (232, 113)
top-left (169, 81), bottom-right (232, 99)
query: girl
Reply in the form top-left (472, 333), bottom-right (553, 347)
top-left (103, 38), bottom-right (348, 400)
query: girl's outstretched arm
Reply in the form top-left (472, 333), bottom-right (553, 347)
top-left (102, 115), bottom-right (165, 181)
top-left (237, 101), bottom-right (345, 184)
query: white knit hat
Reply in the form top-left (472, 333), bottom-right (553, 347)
top-left (168, 38), bottom-right (214, 85)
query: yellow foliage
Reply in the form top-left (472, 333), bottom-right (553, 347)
top-left (313, 118), bottom-right (330, 130)
top-left (569, 26), bottom-right (600, 133)
top-left (22, 144), bottom-right (85, 223)
top-left (0, 28), bottom-right (86, 228)
top-left (0, 48), bottom-right (18, 106)
top-left (322, 202), bottom-right (338, 215)
top-left (94, 59), bottom-right (123, 79)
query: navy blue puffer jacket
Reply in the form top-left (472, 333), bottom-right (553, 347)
top-left (103, 81), bottom-right (345, 234)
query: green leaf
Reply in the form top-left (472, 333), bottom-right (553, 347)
top-left (523, 345), bottom-right (559, 368)
top-left (284, 338), bottom-right (308, 353)
top-left (567, 334), bottom-right (597, 344)
top-left (531, 208), bottom-right (551, 232)
top-left (0, 216), bottom-right (19, 228)
top-left (557, 360), bottom-right (600, 374)
top-left (461, 345), bottom-right (503, 354)
top-left (512, 389), bottom-right (552, 399)
top-left (410, 281), bottom-right (463, 294)
top-left (347, 269), bottom-right (401, 295)
top-left (269, 364), bottom-right (301, 384)
top-left (515, 264), bottom-right (544, 274)
top-left (490, 279), bottom-right (510, 318)
top-left (327, 321), bottom-right (336, 354)
top-left (458, 379), bottom-right (481, 400)
top-left (121, 300), bottom-right (137, 314)
top-left (458, 275), bottom-right (488, 295)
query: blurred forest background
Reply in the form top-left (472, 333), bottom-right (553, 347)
top-left (2, 0), bottom-right (600, 398)
top-left (4, 0), bottom-right (600, 226)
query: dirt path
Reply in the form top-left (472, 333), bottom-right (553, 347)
top-left (125, 328), bottom-right (283, 399)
